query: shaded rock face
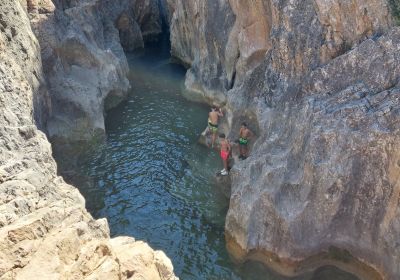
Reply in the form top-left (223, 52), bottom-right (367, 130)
top-left (131, 0), bottom-right (162, 41)
top-left (117, 12), bottom-right (144, 51)
top-left (167, 0), bottom-right (236, 103)
top-left (116, 0), bottom-right (163, 51)
top-left (0, 1), bottom-right (177, 279)
top-left (167, 0), bottom-right (400, 278)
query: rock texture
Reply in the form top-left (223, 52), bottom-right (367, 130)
top-left (167, 0), bottom-right (400, 279)
top-left (0, 1), bottom-right (177, 279)
top-left (227, 28), bottom-right (400, 280)
top-left (26, 0), bottom-right (163, 172)
top-left (168, 0), bottom-right (235, 104)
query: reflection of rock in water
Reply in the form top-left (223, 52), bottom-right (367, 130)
top-left (152, 59), bottom-right (174, 70)
top-left (312, 266), bottom-right (361, 280)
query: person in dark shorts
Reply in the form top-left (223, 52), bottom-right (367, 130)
top-left (219, 133), bottom-right (231, 175)
top-left (238, 122), bottom-right (253, 160)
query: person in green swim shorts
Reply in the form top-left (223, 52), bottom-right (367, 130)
top-left (238, 122), bottom-right (253, 160)
top-left (208, 106), bottom-right (223, 148)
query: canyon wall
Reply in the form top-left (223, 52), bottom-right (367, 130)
top-left (0, 1), bottom-right (177, 279)
top-left (167, 0), bottom-right (400, 279)
top-left (26, 0), bottom-right (163, 172)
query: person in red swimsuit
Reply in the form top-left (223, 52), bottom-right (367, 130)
top-left (219, 133), bottom-right (231, 176)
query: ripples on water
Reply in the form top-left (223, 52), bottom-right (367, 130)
top-left (80, 53), bottom-right (238, 279)
top-left (77, 42), bottom-right (359, 280)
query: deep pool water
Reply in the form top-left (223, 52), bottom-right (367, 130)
top-left (77, 41), bottom-right (359, 280)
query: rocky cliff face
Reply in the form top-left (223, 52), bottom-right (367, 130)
top-left (25, 0), bottom-right (163, 173)
top-left (167, 0), bottom-right (400, 279)
top-left (0, 1), bottom-right (177, 279)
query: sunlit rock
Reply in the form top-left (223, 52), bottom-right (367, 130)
top-left (167, 0), bottom-right (400, 278)
top-left (0, 1), bottom-right (177, 279)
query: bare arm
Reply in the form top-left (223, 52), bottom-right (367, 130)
top-left (249, 129), bottom-right (255, 139)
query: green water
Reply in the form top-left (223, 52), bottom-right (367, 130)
top-left (77, 42), bottom-right (359, 280)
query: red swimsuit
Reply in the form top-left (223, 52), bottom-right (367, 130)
top-left (220, 150), bottom-right (229, 161)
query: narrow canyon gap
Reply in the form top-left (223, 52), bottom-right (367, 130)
top-left (1, 0), bottom-right (399, 279)
top-left (74, 30), bottom-right (361, 280)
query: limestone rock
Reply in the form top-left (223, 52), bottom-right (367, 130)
top-left (110, 237), bottom-right (178, 280)
top-left (117, 12), bottom-right (144, 51)
top-left (28, 0), bottom-right (131, 172)
top-left (167, 0), bottom-right (235, 103)
top-left (168, 0), bottom-right (393, 101)
top-left (116, 0), bottom-right (164, 50)
top-left (167, 0), bottom-right (400, 278)
top-left (26, 0), bottom-right (163, 175)
top-left (132, 0), bottom-right (162, 41)
top-left (0, 1), bottom-right (177, 279)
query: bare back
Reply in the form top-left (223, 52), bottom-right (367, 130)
top-left (220, 139), bottom-right (230, 152)
top-left (209, 111), bottom-right (219, 125)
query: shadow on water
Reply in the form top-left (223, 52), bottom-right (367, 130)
top-left (76, 37), bottom-right (359, 280)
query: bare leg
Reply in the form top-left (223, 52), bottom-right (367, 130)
top-left (211, 132), bottom-right (216, 147)
top-left (205, 128), bottom-right (211, 147)
top-left (223, 158), bottom-right (228, 171)
top-left (239, 145), bottom-right (244, 157)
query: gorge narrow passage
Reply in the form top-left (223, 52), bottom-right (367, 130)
top-left (76, 39), bottom-right (359, 280)
top-left (78, 43), bottom-right (237, 279)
